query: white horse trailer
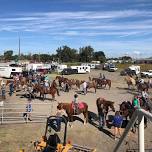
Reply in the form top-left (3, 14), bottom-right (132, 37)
top-left (128, 65), bottom-right (140, 75)
top-left (57, 64), bottom-right (67, 73)
top-left (81, 63), bottom-right (100, 69)
top-left (26, 63), bottom-right (43, 71)
top-left (0, 66), bottom-right (22, 78)
top-left (71, 66), bottom-right (90, 73)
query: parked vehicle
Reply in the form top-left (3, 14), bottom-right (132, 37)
top-left (57, 64), bottom-right (67, 73)
top-left (128, 65), bottom-right (140, 75)
top-left (71, 66), bottom-right (90, 73)
top-left (141, 70), bottom-right (152, 78)
top-left (61, 68), bottom-right (78, 75)
top-left (108, 64), bottom-right (118, 72)
top-left (0, 66), bottom-right (22, 78)
top-left (120, 68), bottom-right (136, 76)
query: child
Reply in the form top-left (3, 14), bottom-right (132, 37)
top-left (112, 111), bottom-right (123, 140)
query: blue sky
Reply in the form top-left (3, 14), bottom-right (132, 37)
top-left (0, 0), bottom-right (152, 58)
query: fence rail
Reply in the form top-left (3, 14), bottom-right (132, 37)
top-left (0, 101), bottom-right (53, 124)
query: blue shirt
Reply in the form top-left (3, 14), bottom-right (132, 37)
top-left (26, 103), bottom-right (32, 112)
top-left (113, 115), bottom-right (123, 126)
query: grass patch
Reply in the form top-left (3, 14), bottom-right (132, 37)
top-left (116, 63), bottom-right (152, 71)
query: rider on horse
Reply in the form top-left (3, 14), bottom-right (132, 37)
top-left (72, 94), bottom-right (78, 114)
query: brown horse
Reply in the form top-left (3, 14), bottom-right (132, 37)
top-left (96, 97), bottom-right (115, 127)
top-left (56, 76), bottom-right (68, 87)
top-left (57, 102), bottom-right (88, 125)
top-left (38, 80), bottom-right (60, 100)
top-left (92, 78), bottom-right (111, 89)
top-left (87, 81), bottom-right (97, 93)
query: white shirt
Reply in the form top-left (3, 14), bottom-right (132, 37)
top-left (83, 81), bottom-right (87, 88)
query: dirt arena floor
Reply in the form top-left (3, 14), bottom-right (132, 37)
top-left (0, 69), bottom-right (152, 152)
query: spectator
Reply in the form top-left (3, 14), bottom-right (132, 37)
top-left (112, 111), bottom-right (123, 140)
top-left (1, 82), bottom-right (6, 99)
top-left (23, 99), bottom-right (32, 121)
top-left (132, 96), bottom-right (140, 110)
top-left (141, 89), bottom-right (149, 108)
top-left (9, 81), bottom-right (14, 96)
top-left (83, 81), bottom-right (87, 95)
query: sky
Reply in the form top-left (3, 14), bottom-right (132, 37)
top-left (0, 0), bottom-right (152, 58)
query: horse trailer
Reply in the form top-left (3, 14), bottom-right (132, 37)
top-left (57, 64), bottom-right (67, 73)
top-left (0, 66), bottom-right (22, 78)
top-left (128, 65), bottom-right (140, 75)
top-left (71, 66), bottom-right (90, 73)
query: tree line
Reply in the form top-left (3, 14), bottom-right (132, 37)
top-left (0, 45), bottom-right (106, 63)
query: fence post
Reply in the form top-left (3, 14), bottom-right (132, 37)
top-left (0, 101), bottom-right (4, 124)
top-left (138, 115), bottom-right (144, 152)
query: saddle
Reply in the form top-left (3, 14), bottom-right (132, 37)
top-left (71, 102), bottom-right (85, 114)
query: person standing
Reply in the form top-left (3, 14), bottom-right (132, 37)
top-left (141, 89), bottom-right (149, 108)
top-left (83, 81), bottom-right (87, 95)
top-left (23, 99), bottom-right (33, 121)
top-left (132, 96), bottom-right (140, 110)
top-left (1, 83), bottom-right (6, 99)
top-left (112, 111), bottom-right (123, 140)
top-left (9, 81), bottom-right (14, 96)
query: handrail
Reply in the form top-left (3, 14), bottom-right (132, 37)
top-left (113, 109), bottom-right (152, 152)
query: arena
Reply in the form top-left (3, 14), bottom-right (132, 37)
top-left (0, 69), bottom-right (152, 152)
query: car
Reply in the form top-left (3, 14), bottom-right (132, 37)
top-left (141, 70), bottom-right (152, 78)
top-left (61, 68), bottom-right (78, 75)
top-left (108, 65), bottom-right (118, 72)
top-left (120, 68), bottom-right (136, 76)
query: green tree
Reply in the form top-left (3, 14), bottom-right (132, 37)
top-left (93, 51), bottom-right (106, 63)
top-left (79, 46), bottom-right (94, 62)
top-left (40, 54), bottom-right (51, 62)
top-left (56, 46), bottom-right (77, 62)
top-left (4, 50), bottom-right (13, 61)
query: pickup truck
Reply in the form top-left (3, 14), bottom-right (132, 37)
top-left (141, 70), bottom-right (152, 78)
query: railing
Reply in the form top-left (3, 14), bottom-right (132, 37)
top-left (0, 101), bottom-right (54, 124)
top-left (113, 109), bottom-right (152, 152)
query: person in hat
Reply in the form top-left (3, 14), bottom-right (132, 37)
top-left (72, 94), bottom-right (78, 114)
top-left (1, 82), bottom-right (6, 99)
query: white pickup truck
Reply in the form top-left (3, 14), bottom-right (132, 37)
top-left (141, 70), bottom-right (152, 78)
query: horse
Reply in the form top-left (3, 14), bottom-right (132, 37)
top-left (92, 78), bottom-right (111, 89)
top-left (87, 81), bottom-right (97, 93)
top-left (136, 82), bottom-right (149, 92)
top-left (55, 76), bottom-right (68, 87)
top-left (38, 80), bottom-right (60, 100)
top-left (57, 102), bottom-right (88, 125)
top-left (119, 100), bottom-right (149, 133)
top-left (96, 97), bottom-right (115, 127)
top-left (124, 76), bottom-right (136, 90)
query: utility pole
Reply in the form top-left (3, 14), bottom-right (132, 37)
top-left (18, 36), bottom-right (20, 61)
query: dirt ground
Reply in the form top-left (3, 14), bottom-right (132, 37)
top-left (0, 69), bottom-right (152, 152)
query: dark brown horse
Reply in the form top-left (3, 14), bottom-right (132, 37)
top-left (119, 100), bottom-right (148, 133)
top-left (96, 97), bottom-right (115, 127)
top-left (136, 82), bottom-right (149, 92)
top-left (57, 102), bottom-right (88, 125)
top-left (56, 76), bottom-right (68, 87)
top-left (92, 78), bottom-right (111, 89)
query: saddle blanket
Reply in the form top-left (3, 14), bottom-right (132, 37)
top-left (71, 102), bottom-right (85, 109)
